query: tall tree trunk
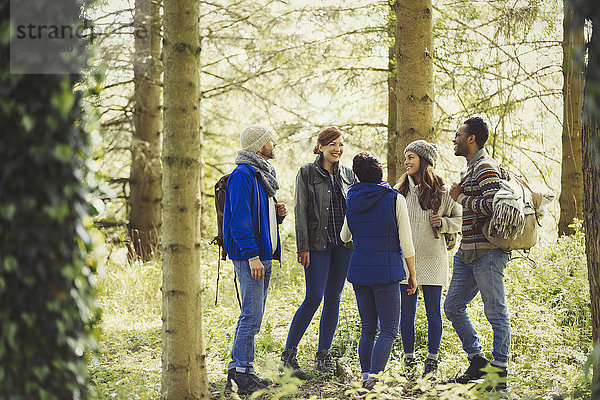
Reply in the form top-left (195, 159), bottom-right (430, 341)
top-left (559, 5), bottom-right (585, 236)
top-left (129, 0), bottom-right (163, 260)
top-left (393, 0), bottom-right (434, 180)
top-left (582, 16), bottom-right (600, 399)
top-left (161, 0), bottom-right (208, 397)
top-left (387, 7), bottom-right (398, 185)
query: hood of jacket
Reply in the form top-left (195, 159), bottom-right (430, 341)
top-left (346, 181), bottom-right (397, 214)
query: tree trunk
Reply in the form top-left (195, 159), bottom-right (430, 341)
top-left (387, 8), bottom-right (398, 185)
top-left (582, 14), bottom-right (600, 398)
top-left (161, 0), bottom-right (208, 397)
top-left (393, 0), bottom-right (434, 180)
top-left (129, 0), bottom-right (163, 261)
top-left (559, 4), bottom-right (585, 236)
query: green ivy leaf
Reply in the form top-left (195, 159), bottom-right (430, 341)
top-left (3, 256), bottom-right (18, 272)
top-left (0, 203), bottom-right (16, 220)
top-left (53, 144), bottom-right (73, 163)
top-left (51, 90), bottom-right (75, 120)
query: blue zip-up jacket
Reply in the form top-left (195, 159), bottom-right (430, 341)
top-left (345, 182), bottom-right (405, 285)
top-left (223, 163), bottom-right (281, 261)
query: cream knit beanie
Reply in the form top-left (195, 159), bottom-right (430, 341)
top-left (240, 124), bottom-right (274, 153)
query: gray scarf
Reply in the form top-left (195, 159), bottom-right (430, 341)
top-left (235, 150), bottom-right (279, 197)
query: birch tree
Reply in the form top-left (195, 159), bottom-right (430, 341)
top-left (161, 0), bottom-right (208, 397)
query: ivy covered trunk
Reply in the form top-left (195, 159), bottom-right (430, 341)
top-left (393, 0), bottom-right (434, 179)
top-left (0, 0), bottom-right (97, 398)
top-left (559, 4), bottom-right (584, 236)
top-left (161, 0), bottom-right (208, 397)
top-left (129, 0), bottom-right (163, 261)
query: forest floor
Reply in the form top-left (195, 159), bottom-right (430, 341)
top-left (89, 229), bottom-right (593, 399)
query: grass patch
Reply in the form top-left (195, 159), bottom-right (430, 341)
top-left (89, 228), bottom-right (592, 399)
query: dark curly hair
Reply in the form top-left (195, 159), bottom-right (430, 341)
top-left (463, 117), bottom-right (489, 149)
top-left (352, 152), bottom-right (382, 183)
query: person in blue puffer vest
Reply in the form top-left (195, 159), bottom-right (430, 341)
top-left (340, 151), bottom-right (417, 390)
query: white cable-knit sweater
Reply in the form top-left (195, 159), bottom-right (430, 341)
top-left (395, 176), bottom-right (462, 286)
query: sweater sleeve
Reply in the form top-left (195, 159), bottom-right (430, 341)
top-left (457, 162), bottom-right (500, 217)
top-left (340, 216), bottom-right (352, 243)
top-left (396, 194), bottom-right (415, 259)
top-left (440, 192), bottom-right (463, 234)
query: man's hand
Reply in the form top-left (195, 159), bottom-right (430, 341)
top-left (249, 258), bottom-right (265, 280)
top-left (276, 203), bottom-right (287, 224)
top-left (430, 213), bottom-right (442, 228)
top-left (297, 250), bottom-right (310, 268)
top-left (449, 183), bottom-right (464, 202)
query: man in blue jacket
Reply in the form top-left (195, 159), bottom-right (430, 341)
top-left (223, 124), bottom-right (287, 395)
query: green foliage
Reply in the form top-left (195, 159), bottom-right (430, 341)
top-left (92, 226), bottom-right (591, 398)
top-left (0, 1), bottom-right (99, 397)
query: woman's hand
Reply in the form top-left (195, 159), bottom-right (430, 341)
top-left (297, 250), bottom-right (310, 268)
top-left (407, 275), bottom-right (417, 295)
top-left (430, 213), bottom-right (442, 228)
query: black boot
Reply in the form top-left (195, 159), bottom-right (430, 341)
top-left (228, 370), bottom-right (268, 395)
top-left (226, 369), bottom-right (271, 391)
top-left (422, 358), bottom-right (438, 381)
top-left (404, 356), bottom-right (418, 380)
top-left (280, 347), bottom-right (308, 379)
top-left (455, 355), bottom-right (489, 384)
top-left (314, 349), bottom-right (335, 373)
top-left (485, 364), bottom-right (507, 391)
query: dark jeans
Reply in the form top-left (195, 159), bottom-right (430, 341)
top-left (400, 284), bottom-right (443, 355)
top-left (285, 245), bottom-right (352, 350)
top-left (353, 281), bottom-right (400, 376)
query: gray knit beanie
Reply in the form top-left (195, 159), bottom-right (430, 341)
top-left (240, 124), bottom-right (274, 153)
top-left (404, 140), bottom-right (439, 167)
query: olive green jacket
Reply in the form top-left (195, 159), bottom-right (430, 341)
top-left (294, 155), bottom-right (356, 252)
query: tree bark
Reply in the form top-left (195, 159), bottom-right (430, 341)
top-left (559, 5), bottom-right (585, 236)
top-left (393, 0), bottom-right (434, 180)
top-left (581, 13), bottom-right (600, 398)
top-left (161, 0), bottom-right (208, 397)
top-left (387, 7), bottom-right (398, 185)
top-left (129, 0), bottom-right (163, 260)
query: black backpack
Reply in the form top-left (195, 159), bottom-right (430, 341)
top-left (212, 174), bottom-right (229, 262)
top-left (210, 174), bottom-right (241, 307)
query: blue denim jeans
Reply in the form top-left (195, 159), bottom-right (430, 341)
top-left (400, 284), bottom-right (442, 355)
top-left (353, 281), bottom-right (400, 376)
top-left (444, 249), bottom-right (511, 363)
top-left (228, 259), bottom-right (272, 373)
top-left (285, 245), bottom-right (352, 350)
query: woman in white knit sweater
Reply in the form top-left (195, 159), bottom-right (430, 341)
top-left (394, 140), bottom-right (462, 381)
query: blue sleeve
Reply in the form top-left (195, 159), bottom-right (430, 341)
top-left (227, 171), bottom-right (260, 259)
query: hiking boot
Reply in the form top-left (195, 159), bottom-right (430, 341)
top-left (226, 368), bottom-right (271, 389)
top-left (363, 377), bottom-right (377, 390)
top-left (454, 355), bottom-right (489, 384)
top-left (227, 370), bottom-right (268, 395)
top-left (485, 365), bottom-right (508, 391)
top-left (422, 358), bottom-right (438, 381)
top-left (280, 347), bottom-right (308, 379)
top-left (314, 349), bottom-right (335, 373)
top-left (404, 356), bottom-right (418, 380)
